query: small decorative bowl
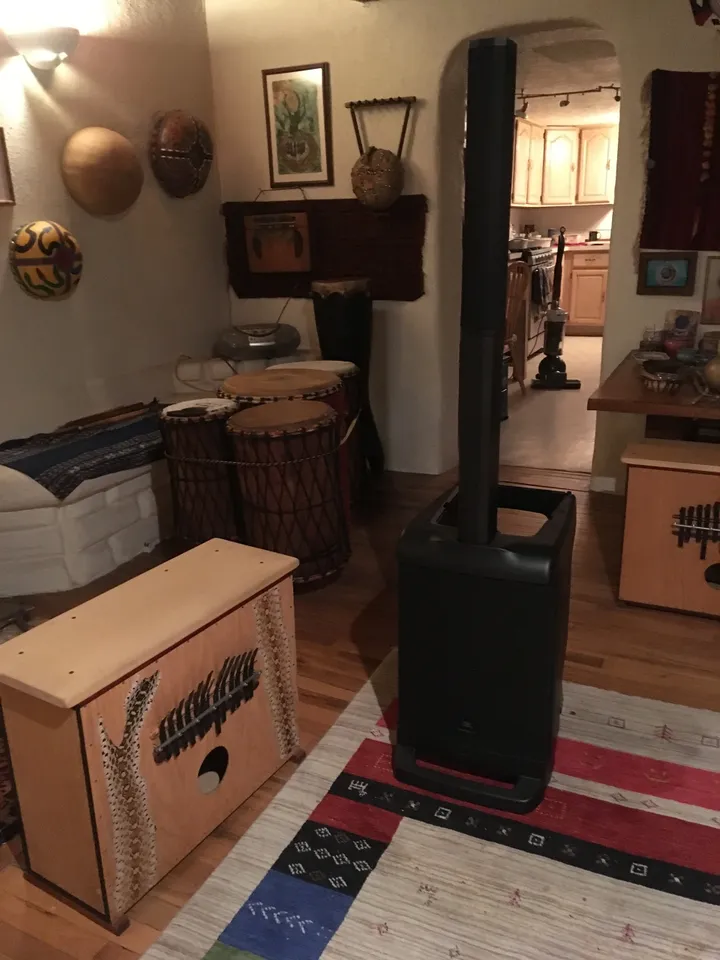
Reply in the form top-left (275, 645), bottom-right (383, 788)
top-left (640, 359), bottom-right (685, 394)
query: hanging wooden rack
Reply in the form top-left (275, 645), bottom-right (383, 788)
top-left (345, 97), bottom-right (419, 159)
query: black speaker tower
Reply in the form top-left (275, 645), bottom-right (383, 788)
top-left (393, 38), bottom-right (577, 814)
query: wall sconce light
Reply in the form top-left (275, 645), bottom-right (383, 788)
top-left (6, 26), bottom-right (80, 70)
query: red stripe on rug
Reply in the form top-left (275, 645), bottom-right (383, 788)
top-left (344, 739), bottom-right (720, 874)
top-left (378, 701), bottom-right (398, 730)
top-left (311, 794), bottom-right (401, 844)
top-left (555, 738), bottom-right (720, 811)
top-left (377, 703), bottom-right (720, 810)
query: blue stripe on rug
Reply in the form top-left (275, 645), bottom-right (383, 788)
top-left (218, 871), bottom-right (352, 960)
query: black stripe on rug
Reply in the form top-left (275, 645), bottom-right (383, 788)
top-left (328, 771), bottom-right (720, 907)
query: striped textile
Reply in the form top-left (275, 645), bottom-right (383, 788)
top-left (142, 654), bottom-right (720, 960)
top-left (0, 411), bottom-right (163, 499)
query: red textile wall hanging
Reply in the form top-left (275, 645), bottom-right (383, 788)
top-left (640, 70), bottom-right (720, 251)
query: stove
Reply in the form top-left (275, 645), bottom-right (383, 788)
top-left (521, 247), bottom-right (556, 359)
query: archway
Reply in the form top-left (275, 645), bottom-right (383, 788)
top-left (435, 18), bottom-right (613, 472)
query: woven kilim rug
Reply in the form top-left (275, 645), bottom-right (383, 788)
top-left (143, 654), bottom-right (720, 960)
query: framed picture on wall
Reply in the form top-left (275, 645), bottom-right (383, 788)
top-left (637, 251), bottom-right (698, 296)
top-left (0, 129), bottom-right (15, 206)
top-left (701, 255), bottom-right (720, 324)
top-left (262, 62), bottom-right (334, 189)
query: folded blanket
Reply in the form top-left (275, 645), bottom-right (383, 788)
top-left (0, 410), bottom-right (164, 500)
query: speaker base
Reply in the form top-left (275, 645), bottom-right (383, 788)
top-left (393, 744), bottom-right (548, 813)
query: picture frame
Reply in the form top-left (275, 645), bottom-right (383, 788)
top-left (0, 129), bottom-right (15, 206)
top-left (262, 62), bottom-right (334, 189)
top-left (637, 251), bottom-right (698, 296)
top-left (701, 255), bottom-right (720, 324)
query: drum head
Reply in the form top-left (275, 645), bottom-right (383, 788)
top-left (272, 360), bottom-right (358, 377)
top-left (311, 278), bottom-right (370, 297)
top-left (228, 400), bottom-right (335, 435)
top-left (222, 369), bottom-right (340, 400)
top-left (162, 398), bottom-right (237, 420)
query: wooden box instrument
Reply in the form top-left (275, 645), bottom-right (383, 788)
top-left (0, 539), bottom-right (299, 932)
top-left (621, 440), bottom-right (720, 617)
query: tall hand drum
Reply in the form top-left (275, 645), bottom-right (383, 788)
top-left (312, 278), bottom-right (384, 475)
top-left (227, 400), bottom-right (350, 587)
top-left (271, 360), bottom-right (363, 500)
top-left (160, 398), bottom-right (242, 543)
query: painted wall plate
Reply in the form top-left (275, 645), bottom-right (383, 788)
top-left (9, 221), bottom-right (83, 301)
top-left (149, 110), bottom-right (214, 199)
top-left (62, 127), bottom-right (144, 217)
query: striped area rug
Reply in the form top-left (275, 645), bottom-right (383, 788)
top-left (143, 654), bottom-right (720, 960)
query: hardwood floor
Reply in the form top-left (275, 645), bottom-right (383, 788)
top-left (1, 465), bottom-right (720, 959)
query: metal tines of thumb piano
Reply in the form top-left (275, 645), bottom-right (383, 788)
top-left (673, 502), bottom-right (720, 560)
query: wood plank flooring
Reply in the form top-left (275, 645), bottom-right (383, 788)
top-left (1, 465), bottom-right (719, 959)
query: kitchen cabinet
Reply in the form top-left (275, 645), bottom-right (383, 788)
top-left (577, 127), bottom-right (617, 204)
top-left (542, 128), bottom-right (579, 205)
top-left (512, 119), bottom-right (545, 206)
top-left (527, 124), bottom-right (545, 205)
top-left (567, 267), bottom-right (608, 334)
top-left (511, 123), bottom-right (618, 207)
top-left (512, 118), bottom-right (532, 205)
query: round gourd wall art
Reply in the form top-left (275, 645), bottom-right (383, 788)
top-left (62, 127), bottom-right (144, 217)
top-left (149, 110), bottom-right (214, 198)
top-left (9, 221), bottom-right (83, 301)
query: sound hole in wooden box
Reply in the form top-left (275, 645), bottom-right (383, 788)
top-left (197, 746), bottom-right (229, 794)
top-left (704, 563), bottom-right (720, 588)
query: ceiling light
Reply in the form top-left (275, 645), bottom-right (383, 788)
top-left (6, 27), bottom-right (80, 70)
top-left (559, 95), bottom-right (570, 108)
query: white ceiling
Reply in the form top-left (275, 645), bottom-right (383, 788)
top-left (512, 26), bottom-right (621, 127)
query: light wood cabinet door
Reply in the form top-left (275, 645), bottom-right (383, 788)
top-left (542, 128), bottom-right (579, 205)
top-left (568, 268), bottom-right (608, 333)
top-left (577, 126), bottom-right (617, 203)
top-left (512, 119), bottom-right (531, 205)
top-left (527, 124), bottom-right (545, 205)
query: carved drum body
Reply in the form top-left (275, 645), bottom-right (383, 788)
top-left (0, 539), bottom-right (298, 931)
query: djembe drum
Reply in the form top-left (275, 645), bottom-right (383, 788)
top-left (160, 398), bottom-right (242, 543)
top-left (220, 368), bottom-right (350, 515)
top-left (219, 368), bottom-right (342, 412)
top-left (227, 400), bottom-right (350, 587)
top-left (272, 360), bottom-right (363, 500)
top-left (312, 279), bottom-right (384, 476)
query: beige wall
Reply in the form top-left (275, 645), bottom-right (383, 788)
top-left (0, 0), bottom-right (228, 442)
top-left (205, 0), bottom-right (719, 477)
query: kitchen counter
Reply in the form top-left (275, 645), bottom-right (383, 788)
top-left (560, 242), bottom-right (611, 252)
top-left (588, 352), bottom-right (720, 420)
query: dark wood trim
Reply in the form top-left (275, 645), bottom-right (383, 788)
top-left (0, 700), bottom-right (28, 864)
top-left (637, 251), bottom-right (698, 296)
top-left (0, 128), bottom-right (15, 206)
top-left (261, 62), bottom-right (334, 190)
top-left (24, 870), bottom-right (128, 935)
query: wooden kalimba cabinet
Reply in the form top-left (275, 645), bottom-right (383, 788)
top-left (0, 539), bottom-right (299, 932)
top-left (621, 440), bottom-right (720, 617)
